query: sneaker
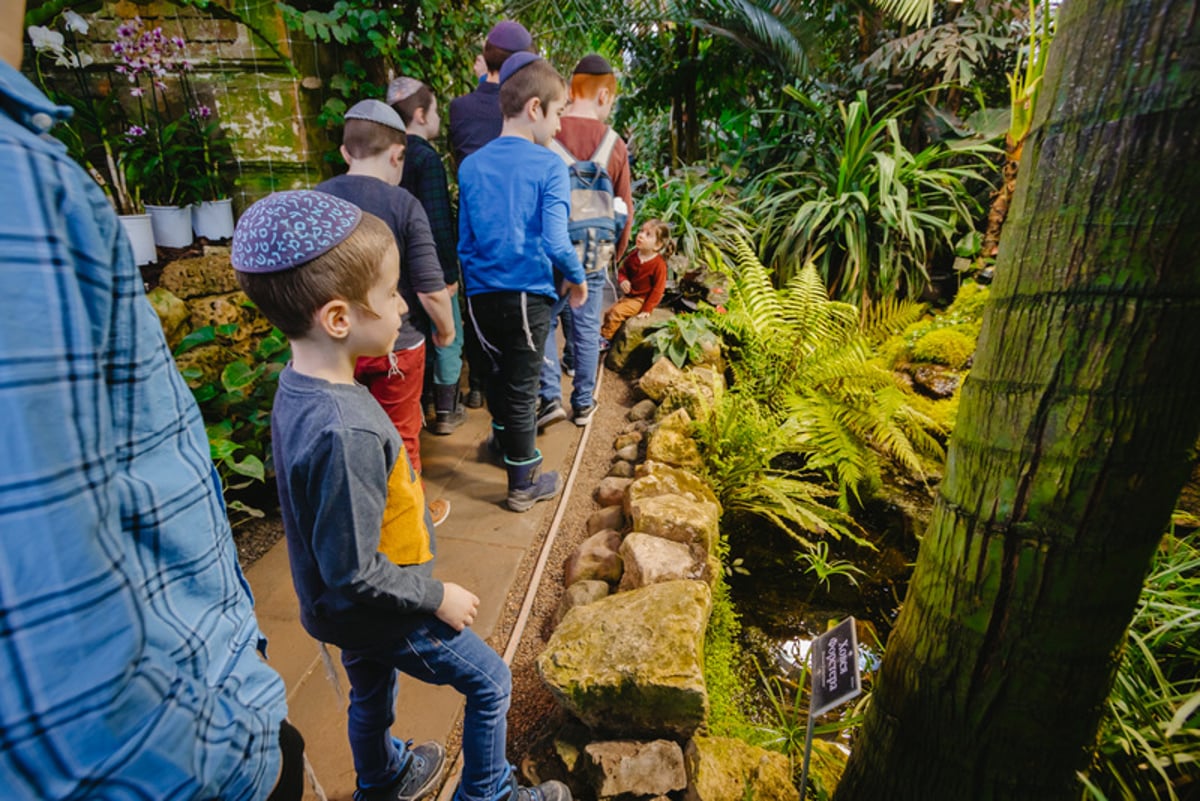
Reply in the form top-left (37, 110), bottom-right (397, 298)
top-left (427, 499), bottom-right (450, 527)
top-left (514, 781), bottom-right (571, 801)
top-left (563, 364), bottom-right (576, 378)
top-left (572, 403), bottom-right (597, 427)
top-left (354, 740), bottom-right (446, 801)
top-left (465, 389), bottom-right (485, 409)
top-left (536, 398), bottom-right (567, 429)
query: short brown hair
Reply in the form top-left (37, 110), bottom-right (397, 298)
top-left (483, 41), bottom-right (517, 73)
top-left (570, 72), bottom-right (617, 102)
top-left (500, 59), bottom-right (566, 119)
top-left (236, 212), bottom-right (396, 339)
top-left (643, 218), bottom-right (676, 259)
top-left (341, 118), bottom-right (407, 160)
top-left (390, 82), bottom-right (434, 128)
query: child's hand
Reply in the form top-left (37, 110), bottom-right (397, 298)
top-left (436, 582), bottom-right (480, 631)
top-left (636, 311), bottom-right (650, 319)
top-left (567, 281), bottom-right (588, 309)
top-left (619, 280), bottom-right (631, 293)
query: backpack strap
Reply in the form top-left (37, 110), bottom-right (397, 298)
top-left (548, 138), bottom-right (575, 167)
top-left (591, 128), bottom-right (619, 171)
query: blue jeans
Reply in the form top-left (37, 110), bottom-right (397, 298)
top-left (340, 619), bottom-right (511, 801)
top-left (540, 269), bottom-right (607, 410)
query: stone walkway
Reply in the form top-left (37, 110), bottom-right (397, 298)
top-left (246, 396), bottom-right (582, 801)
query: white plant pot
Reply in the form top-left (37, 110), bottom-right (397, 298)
top-left (192, 198), bottom-right (235, 241)
top-left (145, 203), bottom-right (195, 249)
top-left (118, 213), bottom-right (157, 266)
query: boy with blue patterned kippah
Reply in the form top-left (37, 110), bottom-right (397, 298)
top-left (232, 191), bottom-right (569, 801)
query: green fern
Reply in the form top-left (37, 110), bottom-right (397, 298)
top-left (711, 238), bottom-right (944, 514)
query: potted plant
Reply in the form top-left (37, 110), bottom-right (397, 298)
top-left (26, 12), bottom-right (156, 265)
top-left (178, 76), bottom-right (236, 241)
top-left (112, 18), bottom-right (196, 249)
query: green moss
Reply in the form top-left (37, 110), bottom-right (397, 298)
top-left (911, 327), bottom-right (975, 369)
top-left (704, 572), bottom-right (754, 739)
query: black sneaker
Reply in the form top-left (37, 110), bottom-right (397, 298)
top-left (536, 398), bottom-right (567, 429)
top-left (572, 403), bottom-right (597, 427)
top-left (353, 741), bottom-right (446, 801)
top-left (465, 389), bottom-right (485, 409)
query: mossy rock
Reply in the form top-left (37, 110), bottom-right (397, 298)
top-left (684, 736), bottom-right (799, 801)
top-left (911, 327), bottom-right (975, 369)
top-left (538, 580), bottom-right (712, 738)
top-left (146, 286), bottom-right (191, 350)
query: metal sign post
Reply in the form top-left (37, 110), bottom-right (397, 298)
top-left (798, 617), bottom-right (862, 801)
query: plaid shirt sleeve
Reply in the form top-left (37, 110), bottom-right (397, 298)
top-left (405, 141), bottom-right (459, 285)
top-left (0, 65), bottom-right (286, 800)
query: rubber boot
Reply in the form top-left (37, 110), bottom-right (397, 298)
top-left (484, 422), bottom-right (505, 464)
top-left (430, 383), bottom-right (466, 435)
top-left (505, 450), bottom-right (561, 512)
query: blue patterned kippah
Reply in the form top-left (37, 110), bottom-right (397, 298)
top-left (231, 190), bottom-right (363, 273)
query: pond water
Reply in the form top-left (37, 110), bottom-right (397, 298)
top-left (725, 493), bottom-right (929, 720)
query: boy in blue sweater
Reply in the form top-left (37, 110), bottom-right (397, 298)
top-left (458, 53), bottom-right (587, 512)
top-left (232, 191), bottom-right (569, 801)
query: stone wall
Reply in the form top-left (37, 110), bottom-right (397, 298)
top-left (534, 357), bottom-right (801, 801)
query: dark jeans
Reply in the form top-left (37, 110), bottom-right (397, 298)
top-left (461, 292), bottom-right (488, 393)
top-left (466, 291), bottom-right (553, 461)
top-left (341, 620), bottom-right (511, 801)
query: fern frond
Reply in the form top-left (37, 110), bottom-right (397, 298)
top-left (860, 295), bottom-right (927, 345)
top-left (729, 236), bottom-right (784, 343)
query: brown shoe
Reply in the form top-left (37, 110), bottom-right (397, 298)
top-left (427, 498), bottom-right (450, 527)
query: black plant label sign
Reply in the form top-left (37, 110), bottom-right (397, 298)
top-left (810, 616), bottom-right (862, 718)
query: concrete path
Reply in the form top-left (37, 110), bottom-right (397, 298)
top-left (246, 397), bottom-right (580, 801)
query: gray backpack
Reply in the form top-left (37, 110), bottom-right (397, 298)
top-left (549, 129), bottom-right (627, 274)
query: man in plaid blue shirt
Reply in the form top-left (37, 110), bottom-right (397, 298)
top-left (0, 9), bottom-right (297, 799)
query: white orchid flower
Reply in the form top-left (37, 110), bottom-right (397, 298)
top-left (63, 10), bottom-right (90, 34)
top-left (27, 26), bottom-right (65, 54)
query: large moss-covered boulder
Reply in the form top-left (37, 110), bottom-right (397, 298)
top-left (189, 291), bottom-right (271, 342)
top-left (684, 737), bottom-right (799, 801)
top-left (159, 250), bottom-right (240, 299)
top-left (538, 580), bottom-right (712, 738)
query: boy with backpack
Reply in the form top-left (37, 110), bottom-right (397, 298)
top-left (535, 54), bottom-right (633, 428)
top-left (458, 52), bottom-right (587, 512)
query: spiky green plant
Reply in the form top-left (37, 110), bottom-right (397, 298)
top-left (753, 88), bottom-right (996, 306)
top-left (715, 238), bottom-right (945, 510)
top-left (1078, 532), bottom-right (1200, 800)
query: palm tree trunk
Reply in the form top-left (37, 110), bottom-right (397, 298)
top-left (833, 2), bottom-right (1200, 799)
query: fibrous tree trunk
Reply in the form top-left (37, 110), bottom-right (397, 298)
top-left (834, 2), bottom-right (1200, 800)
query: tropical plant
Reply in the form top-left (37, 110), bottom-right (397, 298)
top-left (637, 167), bottom-right (752, 264)
top-left (692, 382), bottom-right (864, 550)
top-left (175, 323), bottom-right (290, 526)
top-left (1078, 531), bottom-right (1200, 801)
top-left (277, 0), bottom-right (496, 130)
top-left (713, 239), bottom-right (945, 509)
top-left (645, 313), bottom-right (722, 368)
top-left (753, 88), bottom-right (997, 305)
top-left (798, 541), bottom-right (866, 592)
